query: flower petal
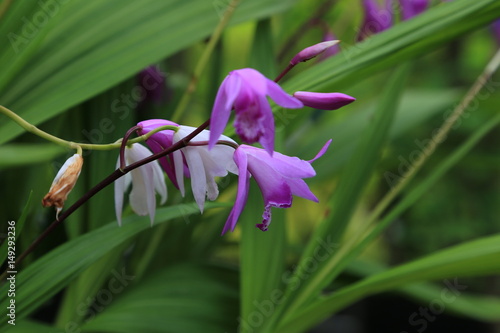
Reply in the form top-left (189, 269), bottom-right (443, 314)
top-left (266, 79), bottom-right (303, 109)
top-left (286, 177), bottom-right (318, 202)
top-left (183, 147), bottom-right (207, 213)
top-left (243, 146), bottom-right (316, 178)
top-left (209, 74), bottom-right (240, 150)
top-left (256, 95), bottom-right (275, 155)
top-left (114, 169), bottom-right (131, 227)
top-left (222, 148), bottom-right (250, 234)
top-left (308, 139), bottom-right (332, 164)
top-left (237, 68), bottom-right (268, 96)
top-left (173, 149), bottom-right (185, 197)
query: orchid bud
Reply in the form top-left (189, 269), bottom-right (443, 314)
top-left (42, 154), bottom-right (83, 219)
top-left (293, 91), bottom-right (356, 110)
top-left (290, 40), bottom-right (341, 65)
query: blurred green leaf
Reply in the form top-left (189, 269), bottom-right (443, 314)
top-left (274, 65), bottom-right (410, 327)
top-left (278, 232), bottom-right (500, 333)
top-left (0, 0), bottom-right (299, 144)
top-left (0, 144), bottom-right (66, 168)
top-left (347, 259), bottom-right (500, 322)
top-left (0, 203), bottom-right (228, 329)
top-left (323, 112), bottom-right (500, 296)
top-left (81, 264), bottom-right (239, 333)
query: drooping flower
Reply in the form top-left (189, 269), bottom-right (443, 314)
top-left (209, 68), bottom-right (303, 155)
top-left (222, 140), bottom-right (332, 234)
top-left (138, 119), bottom-right (238, 212)
top-left (399, 0), bottom-right (428, 20)
top-left (293, 92), bottom-right (356, 110)
top-left (42, 153), bottom-right (83, 219)
top-left (357, 0), bottom-right (393, 41)
top-left (290, 40), bottom-right (340, 65)
top-left (114, 143), bottom-right (167, 226)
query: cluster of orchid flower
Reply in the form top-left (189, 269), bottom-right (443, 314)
top-left (42, 41), bottom-right (355, 234)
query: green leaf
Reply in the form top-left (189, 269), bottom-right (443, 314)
top-left (0, 203), bottom-right (228, 329)
top-left (278, 233), bottom-right (500, 333)
top-left (346, 259), bottom-right (500, 322)
top-left (0, 144), bottom-right (66, 168)
top-left (81, 263), bottom-right (239, 333)
top-left (322, 112), bottom-right (500, 296)
top-left (273, 65), bottom-right (410, 326)
top-left (0, 0), bottom-right (299, 144)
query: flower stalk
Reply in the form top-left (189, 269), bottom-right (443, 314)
top-left (0, 105), bottom-right (177, 151)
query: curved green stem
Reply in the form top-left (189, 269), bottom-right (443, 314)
top-left (0, 105), bottom-right (177, 150)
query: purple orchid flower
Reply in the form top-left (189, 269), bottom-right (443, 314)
top-left (209, 68), bottom-right (303, 155)
top-left (357, 0), bottom-right (393, 42)
top-left (222, 140), bottom-right (332, 234)
top-left (399, 0), bottom-right (428, 20)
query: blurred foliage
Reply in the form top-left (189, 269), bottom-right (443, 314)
top-left (0, 0), bottom-right (499, 332)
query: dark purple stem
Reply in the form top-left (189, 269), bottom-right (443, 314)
top-left (274, 63), bottom-right (295, 83)
top-left (120, 125), bottom-right (141, 170)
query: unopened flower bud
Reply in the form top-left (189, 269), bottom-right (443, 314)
top-left (290, 40), bottom-right (340, 65)
top-left (293, 91), bottom-right (356, 110)
top-left (42, 154), bottom-right (83, 219)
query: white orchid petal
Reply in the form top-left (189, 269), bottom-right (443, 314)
top-left (183, 147), bottom-right (207, 213)
top-left (129, 169), bottom-right (149, 216)
top-left (114, 174), bottom-right (127, 226)
top-left (152, 159), bottom-right (167, 205)
top-left (173, 149), bottom-right (185, 197)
